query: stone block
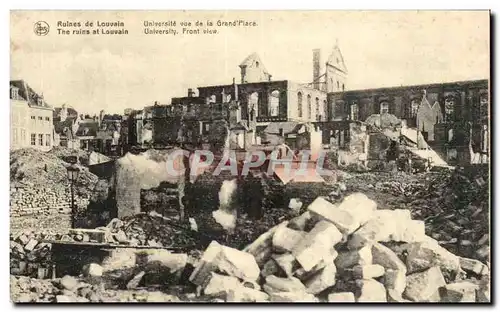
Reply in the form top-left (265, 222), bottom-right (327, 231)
top-left (24, 239), bottom-right (38, 252)
top-left (383, 269), bottom-right (406, 295)
top-left (269, 291), bottom-right (318, 302)
top-left (292, 220), bottom-right (342, 271)
top-left (261, 259), bottom-right (280, 278)
top-left (371, 243), bottom-right (406, 272)
top-left (328, 292), bottom-right (355, 302)
top-left (404, 266), bottom-right (446, 302)
top-left (304, 263), bottom-right (337, 295)
top-left (355, 279), bottom-right (387, 302)
top-left (387, 289), bottom-right (411, 302)
top-left (243, 221), bottom-right (288, 267)
top-left (272, 253), bottom-right (298, 277)
top-left (459, 257), bottom-right (489, 276)
top-left (16, 234), bottom-right (30, 245)
top-left (288, 211), bottom-right (312, 231)
top-left (335, 246), bottom-right (372, 269)
top-left (59, 275), bottom-right (79, 291)
top-left (203, 272), bottom-right (241, 298)
top-left (263, 275), bottom-right (306, 293)
top-left (353, 264), bottom-right (385, 279)
top-left (190, 241), bottom-right (260, 286)
top-left (56, 295), bottom-right (75, 303)
top-left (83, 263), bottom-right (103, 277)
top-left (440, 281), bottom-right (478, 303)
top-left (272, 227), bottom-right (305, 253)
top-left (307, 197), bottom-right (360, 235)
top-left (406, 238), bottom-right (460, 279)
top-left (226, 287), bottom-right (269, 302)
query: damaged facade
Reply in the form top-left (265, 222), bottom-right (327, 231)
top-left (328, 79), bottom-right (489, 165)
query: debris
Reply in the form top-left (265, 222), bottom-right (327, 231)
top-left (292, 220), bottom-right (342, 271)
top-left (190, 241), bottom-right (260, 286)
top-left (83, 263), bottom-right (103, 278)
top-left (459, 257), bottom-right (489, 276)
top-left (202, 273), bottom-right (241, 298)
top-left (353, 264), bottom-right (385, 279)
top-left (272, 226), bottom-right (305, 253)
top-left (404, 266), bottom-right (446, 302)
top-left (328, 292), bottom-right (355, 302)
top-left (440, 281), bottom-right (478, 302)
top-left (355, 279), bottom-right (387, 302)
top-left (226, 287), bottom-right (269, 302)
top-left (269, 291), bottom-right (318, 302)
top-left (335, 246), bottom-right (373, 269)
top-left (304, 263), bottom-right (337, 294)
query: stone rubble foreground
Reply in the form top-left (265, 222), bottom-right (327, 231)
top-left (10, 192), bottom-right (490, 303)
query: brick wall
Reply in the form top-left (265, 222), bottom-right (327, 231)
top-left (10, 185), bottom-right (89, 217)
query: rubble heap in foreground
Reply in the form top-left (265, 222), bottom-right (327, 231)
top-left (10, 192), bottom-right (490, 303)
top-left (189, 193), bottom-right (490, 303)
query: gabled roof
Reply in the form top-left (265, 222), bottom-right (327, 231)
top-left (326, 44), bottom-right (348, 74)
top-left (239, 52), bottom-right (270, 74)
top-left (10, 79), bottom-right (51, 108)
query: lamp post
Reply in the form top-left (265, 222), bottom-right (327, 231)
top-left (66, 163), bottom-right (80, 228)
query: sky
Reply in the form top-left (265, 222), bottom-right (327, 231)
top-left (10, 10), bottom-right (490, 116)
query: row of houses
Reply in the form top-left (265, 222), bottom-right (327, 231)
top-left (10, 79), bottom-right (126, 157)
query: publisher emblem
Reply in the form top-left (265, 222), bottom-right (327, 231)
top-left (34, 21), bottom-right (49, 36)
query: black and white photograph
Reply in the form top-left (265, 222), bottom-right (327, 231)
top-left (9, 10), bottom-right (491, 303)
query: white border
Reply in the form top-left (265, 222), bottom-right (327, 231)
top-left (2, 1), bottom-right (498, 312)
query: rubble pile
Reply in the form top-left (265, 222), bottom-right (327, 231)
top-left (104, 213), bottom-right (199, 250)
top-left (10, 231), bottom-right (53, 278)
top-left (10, 148), bottom-right (98, 196)
top-left (50, 147), bottom-right (111, 166)
top-left (348, 167), bottom-right (489, 261)
top-left (10, 274), bottom-right (183, 303)
top-left (187, 193), bottom-right (490, 302)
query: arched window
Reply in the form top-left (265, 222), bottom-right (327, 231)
top-left (297, 92), bottom-right (303, 118)
top-left (315, 97), bottom-right (320, 121)
top-left (336, 81), bottom-right (340, 90)
top-left (444, 97), bottom-right (455, 122)
top-left (269, 90), bottom-right (280, 117)
top-left (410, 99), bottom-right (420, 117)
top-left (350, 102), bottom-right (359, 121)
top-left (249, 92), bottom-right (259, 117)
top-left (307, 95), bottom-right (312, 120)
top-left (342, 84), bottom-right (345, 91)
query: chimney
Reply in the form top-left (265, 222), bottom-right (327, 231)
top-left (233, 78), bottom-right (238, 101)
top-left (240, 65), bottom-right (247, 84)
top-left (188, 88), bottom-right (195, 97)
top-left (313, 49), bottom-right (321, 90)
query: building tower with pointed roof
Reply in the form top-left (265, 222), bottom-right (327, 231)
top-left (324, 41), bottom-right (348, 93)
top-left (239, 53), bottom-right (272, 84)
